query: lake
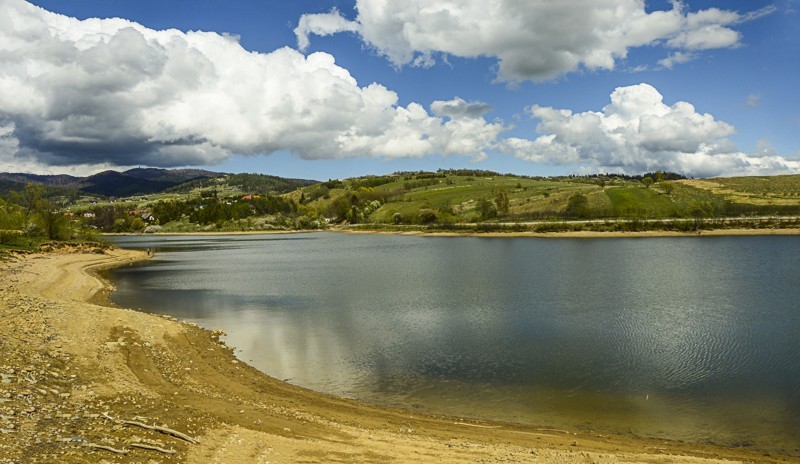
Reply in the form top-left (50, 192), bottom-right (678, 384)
top-left (108, 232), bottom-right (800, 455)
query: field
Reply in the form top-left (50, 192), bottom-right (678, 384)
top-left (297, 172), bottom-right (800, 226)
top-left (3, 169), bottom-right (800, 236)
top-left (682, 176), bottom-right (800, 206)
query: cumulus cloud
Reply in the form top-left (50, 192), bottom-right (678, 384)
top-left (0, 0), bottom-right (505, 172)
top-left (430, 98), bottom-right (493, 119)
top-left (297, 1), bottom-right (775, 82)
top-left (294, 8), bottom-right (359, 50)
top-left (499, 83), bottom-right (800, 177)
top-left (659, 51), bottom-right (695, 69)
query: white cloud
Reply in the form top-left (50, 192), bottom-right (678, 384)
top-left (294, 8), bottom-right (359, 50)
top-left (659, 51), bottom-right (695, 69)
top-left (746, 93), bottom-right (761, 107)
top-left (0, 0), bottom-right (505, 172)
top-left (499, 83), bottom-right (800, 177)
top-left (297, 1), bottom-right (774, 82)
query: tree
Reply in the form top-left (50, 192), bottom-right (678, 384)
top-left (12, 183), bottom-right (45, 216)
top-left (113, 218), bottom-right (128, 233)
top-left (329, 197), bottom-right (351, 222)
top-left (0, 199), bottom-right (24, 231)
top-left (37, 206), bottom-right (69, 240)
top-left (346, 205), bottom-right (361, 224)
top-left (495, 190), bottom-right (510, 216)
top-left (417, 209), bottom-right (438, 224)
top-left (660, 181), bottom-right (675, 195)
top-left (565, 193), bottom-right (589, 218)
top-left (392, 213), bottom-right (403, 224)
top-left (478, 198), bottom-right (497, 220)
top-left (130, 217), bottom-right (146, 231)
top-left (642, 177), bottom-right (654, 189)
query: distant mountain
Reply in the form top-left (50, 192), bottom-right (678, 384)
top-left (0, 167), bottom-right (317, 198)
top-left (0, 172), bottom-right (81, 187)
top-left (0, 168), bottom-right (216, 197)
top-left (123, 168), bottom-right (220, 184)
top-left (72, 170), bottom-right (177, 197)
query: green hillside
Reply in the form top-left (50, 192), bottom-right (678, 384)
top-left (287, 170), bottom-right (800, 232)
top-left (4, 168), bottom-right (799, 239)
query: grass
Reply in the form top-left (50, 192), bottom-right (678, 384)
top-left (293, 172), bottom-right (800, 226)
top-left (366, 175), bottom-right (606, 222)
top-left (680, 175), bottom-right (800, 207)
top-left (712, 175), bottom-right (800, 197)
top-left (605, 186), bottom-right (677, 218)
top-left (43, 172), bottom-right (800, 235)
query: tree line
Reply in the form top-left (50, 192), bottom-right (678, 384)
top-left (0, 183), bottom-right (99, 246)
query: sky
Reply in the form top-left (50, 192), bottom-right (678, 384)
top-left (1, 0), bottom-right (799, 180)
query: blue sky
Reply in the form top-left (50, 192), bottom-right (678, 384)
top-left (2, 0), bottom-right (798, 179)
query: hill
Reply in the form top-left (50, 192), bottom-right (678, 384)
top-left (123, 167), bottom-right (220, 184)
top-left (289, 170), bottom-right (800, 226)
top-left (3, 167), bottom-right (799, 235)
top-left (0, 168), bottom-right (316, 199)
top-left (72, 170), bottom-right (180, 197)
top-left (0, 172), bottom-right (81, 187)
top-left (165, 172), bottom-right (317, 195)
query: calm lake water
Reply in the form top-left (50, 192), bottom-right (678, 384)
top-left (108, 232), bottom-right (800, 455)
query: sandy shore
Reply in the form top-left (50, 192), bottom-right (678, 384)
top-left (1, 248), bottom-right (797, 463)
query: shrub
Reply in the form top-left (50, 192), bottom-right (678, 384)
top-left (0, 230), bottom-right (23, 245)
top-left (417, 209), bottom-right (438, 224)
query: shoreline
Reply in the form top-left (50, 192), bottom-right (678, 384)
top-left (107, 226), bottom-right (800, 239)
top-left (102, 229), bottom-right (311, 237)
top-left (2, 249), bottom-right (798, 463)
top-left (335, 227), bottom-right (800, 238)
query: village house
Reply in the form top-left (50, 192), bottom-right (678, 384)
top-left (129, 209), bottom-right (155, 222)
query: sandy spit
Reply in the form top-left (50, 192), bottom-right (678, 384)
top-left (1, 248), bottom-right (796, 463)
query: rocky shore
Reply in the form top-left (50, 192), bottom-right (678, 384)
top-left (1, 248), bottom-right (795, 463)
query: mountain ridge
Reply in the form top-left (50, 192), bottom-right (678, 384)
top-left (0, 168), bottom-right (316, 197)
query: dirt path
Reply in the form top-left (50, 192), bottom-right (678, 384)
top-left (1, 249), bottom-right (796, 463)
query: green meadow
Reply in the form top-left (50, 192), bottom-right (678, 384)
top-left (3, 170), bottom-right (800, 241)
top-left (297, 171), bottom-right (800, 226)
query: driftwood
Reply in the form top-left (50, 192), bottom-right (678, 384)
top-left (130, 442), bottom-right (177, 454)
top-left (453, 422), bottom-right (501, 429)
top-left (102, 412), bottom-right (198, 444)
top-left (121, 420), bottom-right (198, 443)
top-left (83, 443), bottom-right (128, 454)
